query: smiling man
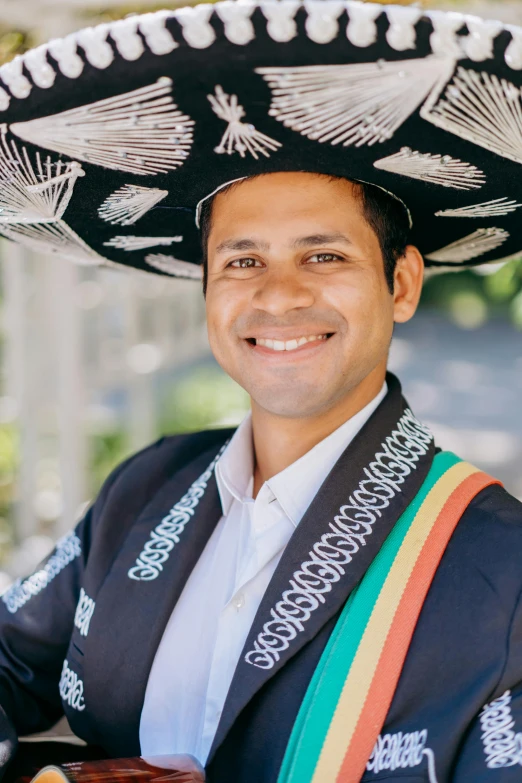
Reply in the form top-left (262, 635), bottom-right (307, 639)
top-left (202, 173), bottom-right (422, 487)
top-left (1, 2), bottom-right (522, 782)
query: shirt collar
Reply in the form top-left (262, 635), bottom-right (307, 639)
top-left (215, 382), bottom-right (387, 523)
top-left (215, 413), bottom-right (254, 515)
top-left (266, 382), bottom-right (388, 526)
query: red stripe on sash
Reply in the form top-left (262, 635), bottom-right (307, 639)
top-left (337, 471), bottom-right (501, 783)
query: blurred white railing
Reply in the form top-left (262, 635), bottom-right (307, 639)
top-left (0, 239), bottom-right (210, 556)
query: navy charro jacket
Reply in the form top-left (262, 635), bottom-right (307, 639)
top-left (0, 374), bottom-right (521, 783)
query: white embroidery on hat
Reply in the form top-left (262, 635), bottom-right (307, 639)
top-left (0, 13), bottom-right (180, 103)
top-left (139, 11), bottom-right (178, 55)
top-left (345, 2), bottom-right (381, 48)
top-left (0, 56), bottom-right (31, 100)
top-left (421, 67), bottom-right (522, 165)
top-left (461, 17), bottom-right (503, 63)
top-left (426, 10), bottom-right (464, 59)
top-left (74, 588), bottom-right (96, 638)
top-left (260, 0), bottom-right (300, 43)
top-left (244, 409), bottom-right (433, 670)
top-left (75, 25), bottom-right (114, 69)
top-left (24, 45), bottom-right (56, 89)
top-left (480, 690), bottom-right (522, 768)
top-left (1, 4), bottom-right (519, 109)
top-left (145, 254), bottom-right (203, 279)
top-left (59, 660), bottom-right (85, 712)
top-left (9, 78), bottom-right (194, 176)
top-left (436, 197), bottom-right (522, 218)
top-left (385, 6), bottom-right (422, 51)
top-left (256, 55), bottom-right (457, 148)
top-left (304, 0), bottom-right (344, 45)
top-left (422, 263), bottom-right (466, 277)
top-left (374, 147), bottom-right (484, 190)
top-left (109, 17), bottom-right (145, 62)
top-left (47, 35), bottom-right (85, 79)
top-left (505, 25), bottom-right (522, 71)
top-left (1, 532), bottom-right (82, 614)
top-left (128, 444), bottom-right (227, 581)
top-left (216, 1), bottom-right (256, 46)
top-left (0, 221), bottom-right (106, 266)
top-left (174, 4), bottom-right (216, 49)
top-left (367, 730), bottom-right (438, 782)
top-left (104, 235), bottom-right (182, 251)
top-left (98, 185), bottom-right (169, 226)
top-left (209, 85), bottom-right (281, 159)
top-left (0, 133), bottom-right (85, 224)
top-left (425, 227), bottom-right (509, 263)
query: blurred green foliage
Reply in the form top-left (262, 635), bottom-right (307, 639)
top-left (159, 364), bottom-right (250, 434)
top-left (422, 257), bottom-right (522, 329)
top-left (0, 425), bottom-right (18, 561)
top-left (88, 429), bottom-right (129, 498)
top-left (86, 364), bottom-right (249, 497)
top-left (0, 29), bottom-right (34, 64)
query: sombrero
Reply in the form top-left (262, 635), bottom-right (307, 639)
top-left (1, 0), bottom-right (522, 280)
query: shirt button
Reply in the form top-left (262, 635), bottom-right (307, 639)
top-left (232, 593), bottom-right (245, 610)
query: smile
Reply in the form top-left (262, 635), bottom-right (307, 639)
top-left (247, 334), bottom-right (333, 352)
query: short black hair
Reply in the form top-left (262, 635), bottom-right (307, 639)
top-left (199, 174), bottom-right (411, 295)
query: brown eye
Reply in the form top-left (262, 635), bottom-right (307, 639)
top-left (308, 253), bottom-right (343, 264)
top-left (229, 258), bottom-right (261, 268)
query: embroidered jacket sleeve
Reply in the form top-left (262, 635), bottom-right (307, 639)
top-left (0, 439), bottom-right (168, 745)
top-left (452, 500), bottom-right (522, 782)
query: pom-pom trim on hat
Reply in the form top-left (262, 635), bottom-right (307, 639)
top-left (2, 2), bottom-right (522, 110)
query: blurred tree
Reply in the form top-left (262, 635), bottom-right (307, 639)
top-left (159, 364), bottom-right (250, 435)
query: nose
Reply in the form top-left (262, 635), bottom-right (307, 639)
top-left (251, 265), bottom-right (315, 316)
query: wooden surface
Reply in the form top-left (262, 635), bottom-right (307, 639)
top-left (7, 745), bottom-right (204, 783)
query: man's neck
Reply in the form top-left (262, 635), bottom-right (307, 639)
top-left (251, 369), bottom-right (387, 497)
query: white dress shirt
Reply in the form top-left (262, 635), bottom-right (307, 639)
top-left (139, 383), bottom-right (387, 764)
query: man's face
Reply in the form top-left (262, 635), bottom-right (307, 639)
top-left (205, 172), bottom-right (403, 419)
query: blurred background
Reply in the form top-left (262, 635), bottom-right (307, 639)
top-left (0, 0), bottom-right (520, 586)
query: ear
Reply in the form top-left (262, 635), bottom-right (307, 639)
top-left (393, 245), bottom-right (424, 324)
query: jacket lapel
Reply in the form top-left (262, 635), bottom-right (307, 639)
top-left (83, 440), bottom-right (227, 756)
top-left (210, 375), bottom-right (436, 758)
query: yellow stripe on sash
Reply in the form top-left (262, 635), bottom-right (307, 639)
top-left (311, 461), bottom-right (479, 783)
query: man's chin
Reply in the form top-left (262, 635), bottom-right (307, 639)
top-left (250, 387), bottom-right (336, 419)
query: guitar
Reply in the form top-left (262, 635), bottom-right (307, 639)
top-left (13, 755), bottom-right (205, 783)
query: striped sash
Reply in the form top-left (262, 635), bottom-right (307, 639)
top-left (278, 452), bottom-right (500, 783)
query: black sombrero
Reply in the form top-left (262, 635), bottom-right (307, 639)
top-left (1, 1), bottom-right (522, 280)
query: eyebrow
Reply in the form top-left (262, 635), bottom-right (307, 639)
top-left (214, 232), bottom-right (353, 254)
top-left (292, 232), bottom-right (353, 248)
top-left (215, 238), bottom-right (270, 253)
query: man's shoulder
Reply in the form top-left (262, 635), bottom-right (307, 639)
top-left (463, 481), bottom-right (522, 535)
top-left (446, 480), bottom-right (522, 591)
top-left (96, 426), bottom-right (235, 503)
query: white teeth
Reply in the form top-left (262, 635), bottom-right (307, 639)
top-left (255, 334), bottom-right (328, 351)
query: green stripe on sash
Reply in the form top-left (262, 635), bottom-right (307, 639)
top-left (277, 451), bottom-right (461, 783)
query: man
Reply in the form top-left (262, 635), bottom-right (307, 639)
top-left (0, 2), bottom-right (521, 781)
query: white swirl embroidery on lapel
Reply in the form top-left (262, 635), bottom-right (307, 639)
top-left (367, 730), bottom-right (438, 782)
top-left (244, 409), bottom-right (433, 669)
top-left (128, 444), bottom-right (227, 581)
top-left (59, 659), bottom-right (85, 712)
top-left (480, 690), bottom-right (522, 767)
top-left (74, 587), bottom-right (96, 637)
top-left (1, 532), bottom-right (82, 614)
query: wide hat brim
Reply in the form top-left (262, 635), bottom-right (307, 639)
top-left (1, 1), bottom-right (522, 280)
